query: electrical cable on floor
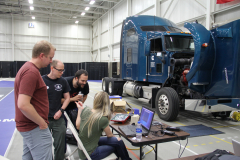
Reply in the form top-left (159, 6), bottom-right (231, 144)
top-left (126, 145), bottom-right (155, 157)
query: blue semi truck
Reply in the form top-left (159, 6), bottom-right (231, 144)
top-left (102, 15), bottom-right (240, 121)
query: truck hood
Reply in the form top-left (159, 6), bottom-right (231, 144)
top-left (184, 22), bottom-right (215, 93)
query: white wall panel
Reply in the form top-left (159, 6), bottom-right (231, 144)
top-left (101, 32), bottom-right (109, 48)
top-left (14, 49), bottom-right (32, 61)
top-left (0, 49), bottom-right (12, 61)
top-left (53, 51), bottom-right (91, 63)
top-left (51, 23), bottom-right (77, 38)
top-left (100, 48), bottom-right (109, 62)
top-left (0, 19), bottom-right (13, 61)
top-left (92, 37), bottom-right (98, 50)
top-left (113, 1), bottom-right (127, 26)
top-left (214, 6), bottom-right (240, 25)
top-left (14, 20), bottom-right (49, 36)
top-left (140, 7), bottom-right (155, 16)
top-left (14, 35), bottom-right (48, 44)
top-left (92, 51), bottom-right (99, 62)
top-left (101, 15), bottom-right (109, 33)
top-left (113, 44), bottom-right (120, 62)
top-left (93, 23), bottom-right (98, 38)
top-left (161, 0), bottom-right (206, 23)
top-left (113, 25), bottom-right (121, 43)
top-left (0, 19), bottom-right (12, 34)
top-left (132, 0), bottom-right (154, 15)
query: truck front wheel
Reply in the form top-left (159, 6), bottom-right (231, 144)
top-left (155, 87), bottom-right (179, 121)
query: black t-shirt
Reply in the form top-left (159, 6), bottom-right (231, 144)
top-left (64, 76), bottom-right (89, 110)
top-left (42, 75), bottom-right (71, 117)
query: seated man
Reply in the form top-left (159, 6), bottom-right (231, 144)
top-left (42, 60), bottom-right (70, 160)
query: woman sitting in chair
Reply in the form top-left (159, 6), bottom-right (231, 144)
top-left (75, 91), bottom-right (132, 160)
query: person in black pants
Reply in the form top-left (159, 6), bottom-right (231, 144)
top-left (42, 60), bottom-right (70, 160)
top-left (62, 69), bottom-right (89, 151)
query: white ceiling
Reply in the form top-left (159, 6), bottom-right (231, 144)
top-left (0, 0), bottom-right (120, 24)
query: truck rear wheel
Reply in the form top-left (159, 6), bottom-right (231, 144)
top-left (155, 87), bottom-right (179, 121)
top-left (102, 78), bottom-right (110, 93)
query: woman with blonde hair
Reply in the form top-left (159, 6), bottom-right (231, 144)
top-left (75, 91), bottom-right (132, 160)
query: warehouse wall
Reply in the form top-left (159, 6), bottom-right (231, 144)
top-left (92, 0), bottom-right (240, 62)
top-left (0, 15), bottom-right (91, 63)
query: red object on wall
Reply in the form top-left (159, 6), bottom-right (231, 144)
top-left (217, 0), bottom-right (234, 4)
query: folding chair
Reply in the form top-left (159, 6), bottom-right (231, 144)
top-left (64, 111), bottom-right (117, 160)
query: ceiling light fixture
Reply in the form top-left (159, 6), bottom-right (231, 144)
top-left (81, 12), bottom-right (85, 16)
top-left (32, 16), bottom-right (35, 19)
top-left (89, 1), bottom-right (95, 5)
top-left (75, 21), bottom-right (79, 24)
top-left (73, 16), bottom-right (77, 18)
top-left (30, 6), bottom-right (34, 10)
top-left (85, 7), bottom-right (90, 11)
top-left (28, 0), bottom-right (33, 4)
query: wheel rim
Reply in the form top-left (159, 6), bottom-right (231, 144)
top-left (102, 80), bottom-right (105, 91)
top-left (158, 94), bottom-right (169, 115)
top-left (109, 82), bottom-right (112, 93)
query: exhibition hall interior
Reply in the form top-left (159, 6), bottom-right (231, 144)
top-left (0, 0), bottom-right (240, 160)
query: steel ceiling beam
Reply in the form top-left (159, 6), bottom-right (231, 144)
top-left (42, 0), bottom-right (110, 10)
top-left (4, 1), bottom-right (103, 15)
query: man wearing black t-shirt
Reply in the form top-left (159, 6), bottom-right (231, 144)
top-left (42, 60), bottom-right (70, 160)
top-left (62, 69), bottom-right (89, 111)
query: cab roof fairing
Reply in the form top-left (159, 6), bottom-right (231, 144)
top-left (125, 15), bottom-right (179, 28)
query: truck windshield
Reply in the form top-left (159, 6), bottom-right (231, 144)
top-left (165, 35), bottom-right (194, 52)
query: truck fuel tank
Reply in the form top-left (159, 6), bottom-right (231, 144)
top-left (123, 81), bottom-right (143, 98)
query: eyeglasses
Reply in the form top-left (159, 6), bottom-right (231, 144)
top-left (54, 67), bottom-right (65, 73)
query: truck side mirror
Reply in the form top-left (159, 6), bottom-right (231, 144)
top-left (145, 41), bottom-right (151, 56)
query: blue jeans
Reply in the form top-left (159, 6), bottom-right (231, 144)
top-left (89, 137), bottom-right (132, 160)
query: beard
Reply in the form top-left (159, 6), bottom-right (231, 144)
top-left (76, 80), bottom-right (83, 88)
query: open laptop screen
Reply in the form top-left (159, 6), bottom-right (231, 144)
top-left (139, 107), bottom-right (154, 130)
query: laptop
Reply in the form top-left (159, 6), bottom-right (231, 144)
top-left (118, 106), bottom-right (155, 137)
top-left (232, 139), bottom-right (240, 156)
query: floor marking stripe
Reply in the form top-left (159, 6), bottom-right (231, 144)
top-left (209, 135), bottom-right (232, 144)
top-left (172, 141), bottom-right (198, 155)
top-left (174, 121), bottom-right (186, 126)
top-left (0, 78), bottom-right (9, 81)
top-left (213, 124), bottom-right (240, 129)
top-left (0, 89), bottom-right (14, 102)
top-left (4, 129), bottom-right (17, 157)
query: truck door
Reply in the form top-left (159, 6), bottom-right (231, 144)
top-left (124, 27), bottom-right (138, 80)
top-left (148, 38), bottom-right (165, 83)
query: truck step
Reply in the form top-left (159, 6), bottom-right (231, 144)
top-left (138, 98), bottom-right (150, 104)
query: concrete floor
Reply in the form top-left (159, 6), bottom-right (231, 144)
top-left (1, 78), bottom-right (240, 160)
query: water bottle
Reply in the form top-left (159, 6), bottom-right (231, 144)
top-left (136, 121), bottom-right (142, 141)
top-left (78, 91), bottom-right (83, 102)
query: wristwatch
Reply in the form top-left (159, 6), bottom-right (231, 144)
top-left (60, 108), bottom-right (64, 113)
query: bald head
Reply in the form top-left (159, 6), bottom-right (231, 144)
top-left (50, 60), bottom-right (63, 68)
